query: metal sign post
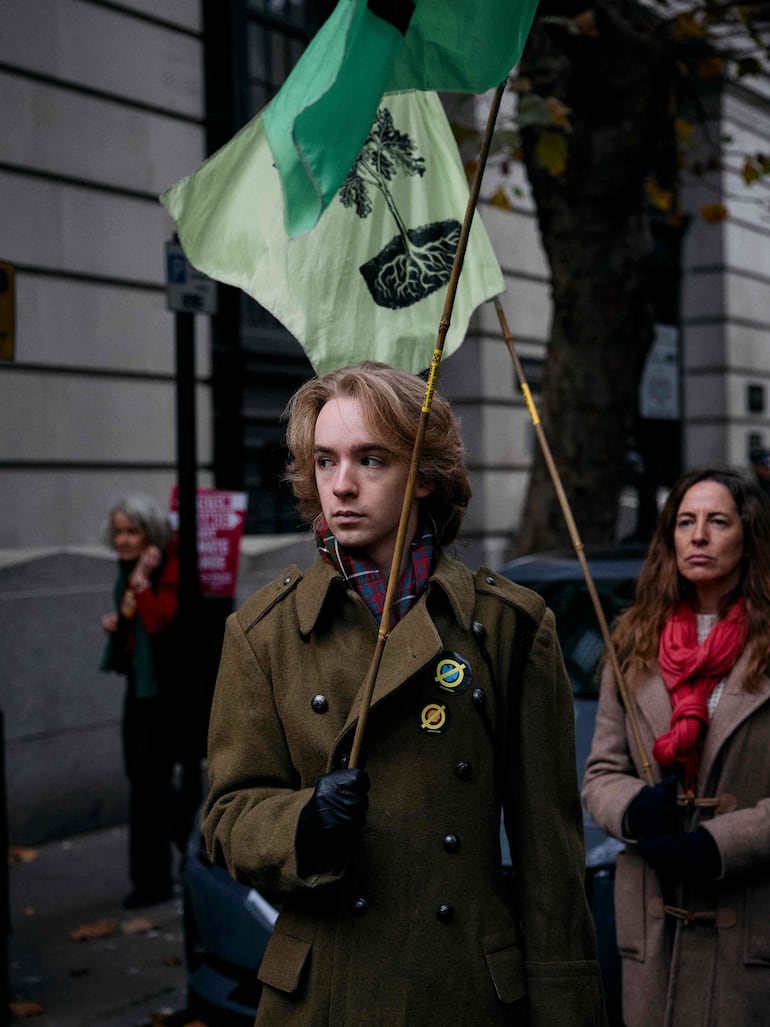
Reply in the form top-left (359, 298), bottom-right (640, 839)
top-left (166, 240), bottom-right (218, 803)
top-left (0, 261), bottom-right (16, 362)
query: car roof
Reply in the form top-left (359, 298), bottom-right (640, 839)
top-left (499, 544), bottom-right (648, 584)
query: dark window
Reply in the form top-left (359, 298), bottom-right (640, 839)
top-left (206, 1), bottom-right (335, 534)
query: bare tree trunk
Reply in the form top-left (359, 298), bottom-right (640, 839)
top-left (516, 0), bottom-right (678, 553)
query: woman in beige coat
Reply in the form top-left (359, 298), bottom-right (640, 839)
top-left (583, 467), bottom-right (770, 1027)
top-left (205, 363), bottom-right (606, 1026)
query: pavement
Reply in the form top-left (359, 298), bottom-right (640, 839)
top-left (7, 825), bottom-right (192, 1027)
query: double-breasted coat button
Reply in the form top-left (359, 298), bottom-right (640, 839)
top-left (455, 761), bottom-right (472, 780)
top-left (485, 575), bottom-right (496, 585)
top-left (436, 904), bottom-right (455, 922)
top-left (472, 688), bottom-right (487, 708)
top-left (283, 576), bottom-right (292, 586)
top-left (351, 897), bottom-right (368, 916)
top-left (472, 621), bottom-right (486, 638)
top-left (443, 834), bottom-right (460, 853)
top-left (310, 694), bottom-right (328, 714)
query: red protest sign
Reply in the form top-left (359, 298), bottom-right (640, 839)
top-left (170, 487), bottom-right (248, 597)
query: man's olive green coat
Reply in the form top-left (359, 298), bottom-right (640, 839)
top-left (204, 553), bottom-right (606, 1026)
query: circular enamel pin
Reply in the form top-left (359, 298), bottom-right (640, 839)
top-left (419, 702), bottom-right (450, 735)
top-left (434, 653), bottom-right (472, 695)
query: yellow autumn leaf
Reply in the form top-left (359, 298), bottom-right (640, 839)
top-left (545, 97), bottom-right (572, 131)
top-left (645, 180), bottom-right (675, 213)
top-left (535, 130), bottom-right (568, 177)
top-left (697, 57), bottom-right (723, 80)
top-left (574, 10), bottom-right (598, 37)
top-left (68, 917), bottom-right (118, 941)
top-left (8, 846), bottom-right (39, 866)
top-left (121, 915), bottom-right (156, 934)
top-left (9, 999), bottom-right (46, 1018)
top-left (489, 187), bottom-right (514, 211)
top-left (507, 76), bottom-right (532, 94)
top-left (701, 202), bottom-right (728, 224)
top-left (743, 159), bottom-right (761, 185)
top-left (742, 156), bottom-right (770, 185)
top-left (672, 12), bottom-right (706, 38)
top-left (675, 118), bottom-right (695, 146)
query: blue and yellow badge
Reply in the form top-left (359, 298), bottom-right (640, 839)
top-left (434, 653), bottom-right (472, 695)
top-left (419, 702), bottom-right (450, 735)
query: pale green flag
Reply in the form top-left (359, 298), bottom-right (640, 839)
top-left (161, 90), bottom-right (503, 376)
top-left (264, 0), bottom-right (540, 235)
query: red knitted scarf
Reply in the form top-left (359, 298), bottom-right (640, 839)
top-left (653, 599), bottom-right (747, 791)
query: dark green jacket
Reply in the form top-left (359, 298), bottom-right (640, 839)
top-left (204, 553), bottom-right (606, 1026)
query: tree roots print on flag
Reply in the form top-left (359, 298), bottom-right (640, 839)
top-left (341, 104), bottom-right (461, 311)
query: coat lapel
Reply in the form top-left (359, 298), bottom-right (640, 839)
top-left (335, 554), bottom-right (476, 740)
top-left (633, 674), bottom-right (674, 756)
top-left (698, 652), bottom-right (770, 791)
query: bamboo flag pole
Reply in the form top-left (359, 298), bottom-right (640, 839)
top-left (348, 81), bottom-right (507, 770)
top-left (494, 298), bottom-right (654, 785)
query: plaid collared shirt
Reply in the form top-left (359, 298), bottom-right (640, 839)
top-left (315, 517), bottom-right (434, 627)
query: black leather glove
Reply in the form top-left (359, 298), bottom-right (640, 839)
top-left (638, 828), bottom-right (721, 882)
top-left (626, 774), bottom-right (680, 840)
top-left (296, 768), bottom-right (370, 877)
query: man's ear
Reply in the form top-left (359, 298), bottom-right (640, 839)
top-left (415, 476), bottom-right (435, 499)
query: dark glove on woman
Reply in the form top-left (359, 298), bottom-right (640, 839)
top-left (626, 774), bottom-right (680, 840)
top-left (638, 828), bottom-right (721, 882)
top-left (296, 768), bottom-right (370, 877)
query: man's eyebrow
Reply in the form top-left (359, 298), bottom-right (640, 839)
top-left (313, 443), bottom-right (392, 456)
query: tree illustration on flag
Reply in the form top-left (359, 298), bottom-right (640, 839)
top-left (340, 105), bottom-right (463, 311)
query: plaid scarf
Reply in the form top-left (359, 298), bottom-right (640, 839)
top-left (315, 516), bottom-right (434, 627)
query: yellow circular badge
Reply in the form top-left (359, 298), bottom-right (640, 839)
top-left (419, 702), bottom-right (449, 735)
top-left (434, 653), bottom-right (472, 695)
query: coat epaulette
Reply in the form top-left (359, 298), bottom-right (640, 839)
top-left (474, 566), bottom-right (546, 625)
top-left (237, 564), bottom-right (304, 634)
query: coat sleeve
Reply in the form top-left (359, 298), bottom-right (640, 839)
top-left (581, 662), bottom-right (648, 842)
top-left (134, 554), bottom-right (179, 635)
top-left (202, 610), bottom-right (342, 899)
top-left (505, 606), bottom-right (608, 1027)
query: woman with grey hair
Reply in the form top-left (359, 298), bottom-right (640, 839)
top-left (101, 493), bottom-right (182, 908)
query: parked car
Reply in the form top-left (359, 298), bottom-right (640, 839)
top-left (183, 545), bottom-right (646, 1026)
top-left (500, 544), bottom-right (646, 1024)
top-left (183, 831), bottom-right (275, 1026)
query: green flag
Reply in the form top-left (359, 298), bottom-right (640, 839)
top-left (265, 0), bottom-right (540, 235)
top-left (161, 90), bottom-right (503, 376)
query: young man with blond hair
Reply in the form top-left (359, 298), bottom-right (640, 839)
top-left (204, 362), bottom-right (606, 1026)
